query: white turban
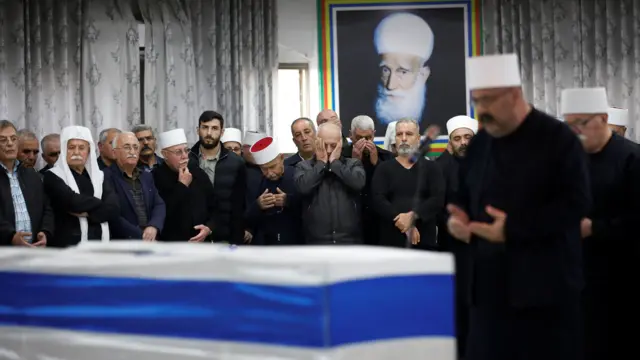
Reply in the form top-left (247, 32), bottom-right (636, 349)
top-left (50, 126), bottom-right (109, 243)
top-left (560, 87), bottom-right (609, 115)
top-left (384, 121), bottom-right (398, 150)
top-left (447, 115), bottom-right (478, 135)
top-left (607, 107), bottom-right (629, 127)
top-left (467, 53), bottom-right (522, 90)
top-left (374, 12), bottom-right (434, 61)
top-left (221, 127), bottom-right (243, 144)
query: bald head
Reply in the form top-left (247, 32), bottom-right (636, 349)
top-left (316, 109), bottom-right (340, 127)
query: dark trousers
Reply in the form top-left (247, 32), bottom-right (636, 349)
top-left (466, 301), bottom-right (583, 360)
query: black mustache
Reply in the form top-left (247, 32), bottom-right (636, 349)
top-left (142, 145), bottom-right (152, 151)
top-left (478, 113), bottom-right (495, 124)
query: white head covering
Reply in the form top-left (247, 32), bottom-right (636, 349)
top-left (374, 12), bottom-right (434, 61)
top-left (383, 121), bottom-right (398, 150)
top-left (467, 53), bottom-right (522, 90)
top-left (50, 126), bottom-right (109, 243)
top-left (158, 129), bottom-right (188, 150)
top-left (607, 107), bottom-right (628, 127)
top-left (243, 131), bottom-right (266, 147)
top-left (560, 87), bottom-right (609, 115)
top-left (221, 127), bottom-right (243, 144)
top-left (250, 137), bottom-right (280, 165)
top-left (447, 115), bottom-right (478, 135)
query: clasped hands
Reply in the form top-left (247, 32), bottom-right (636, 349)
top-left (447, 204), bottom-right (507, 243)
top-left (258, 188), bottom-right (287, 210)
top-left (394, 211), bottom-right (420, 245)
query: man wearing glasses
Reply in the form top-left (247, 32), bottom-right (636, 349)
top-left (152, 128), bottom-right (216, 243)
top-left (103, 131), bottom-right (166, 241)
top-left (39, 133), bottom-right (60, 174)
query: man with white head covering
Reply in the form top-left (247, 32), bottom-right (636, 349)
top-left (447, 54), bottom-right (590, 360)
top-left (374, 12), bottom-right (433, 126)
top-left (434, 114), bottom-right (478, 357)
top-left (43, 126), bottom-right (120, 247)
top-left (245, 137), bottom-right (302, 245)
top-left (607, 107), bottom-right (629, 137)
top-left (561, 88), bottom-right (640, 360)
top-left (383, 121), bottom-right (398, 155)
top-left (220, 127), bottom-right (243, 156)
top-left (153, 128), bottom-right (216, 242)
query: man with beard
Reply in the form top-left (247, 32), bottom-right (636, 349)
top-left (189, 111), bottom-right (246, 244)
top-left (606, 107), bottom-right (629, 138)
top-left (154, 129), bottom-right (215, 242)
top-left (295, 123), bottom-right (365, 244)
top-left (371, 118), bottom-right (443, 249)
top-left (446, 53), bottom-right (590, 360)
top-left (16, 130), bottom-right (39, 169)
top-left (284, 117), bottom-right (316, 167)
top-left (39, 133), bottom-right (60, 174)
top-left (97, 128), bottom-right (121, 170)
top-left (316, 109), bottom-right (350, 158)
top-left (245, 137), bottom-right (302, 245)
top-left (435, 114), bottom-right (478, 359)
top-left (345, 115), bottom-right (394, 245)
top-left (220, 127), bottom-right (243, 156)
top-left (561, 88), bottom-right (640, 360)
top-left (43, 126), bottom-right (120, 247)
top-left (374, 12), bottom-right (433, 126)
top-left (132, 125), bottom-right (164, 173)
top-left (104, 132), bottom-right (165, 241)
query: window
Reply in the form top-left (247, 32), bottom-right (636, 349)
top-left (277, 64), bottom-right (309, 153)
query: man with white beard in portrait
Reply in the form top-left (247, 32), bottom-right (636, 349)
top-left (374, 12), bottom-right (434, 126)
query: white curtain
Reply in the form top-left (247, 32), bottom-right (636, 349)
top-left (138, 0), bottom-right (278, 142)
top-left (483, 0), bottom-right (640, 141)
top-left (0, 0), bottom-right (140, 139)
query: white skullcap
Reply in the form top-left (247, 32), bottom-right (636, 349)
top-left (243, 131), bottom-right (266, 147)
top-left (467, 53), bottom-right (522, 90)
top-left (158, 129), bottom-right (187, 150)
top-left (221, 127), bottom-right (242, 144)
top-left (383, 121), bottom-right (398, 150)
top-left (250, 137), bottom-right (279, 165)
top-left (607, 107), bottom-right (628, 127)
top-left (374, 12), bottom-right (434, 61)
top-left (560, 87), bottom-right (609, 115)
top-left (447, 115), bottom-right (478, 135)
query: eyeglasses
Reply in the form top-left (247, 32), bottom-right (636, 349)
top-left (115, 145), bottom-right (140, 152)
top-left (164, 147), bottom-right (191, 157)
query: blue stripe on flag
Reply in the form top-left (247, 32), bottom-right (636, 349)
top-left (0, 272), bottom-right (453, 347)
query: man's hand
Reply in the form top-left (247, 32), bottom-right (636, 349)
top-left (258, 188), bottom-right (276, 210)
top-left (425, 124), bottom-right (441, 140)
top-left (364, 141), bottom-right (379, 165)
top-left (580, 218), bottom-right (592, 238)
top-left (329, 140), bottom-right (342, 163)
top-left (468, 205), bottom-right (507, 243)
top-left (244, 230), bottom-right (253, 244)
top-left (351, 139), bottom-right (366, 160)
top-left (394, 211), bottom-right (414, 233)
top-left (447, 204), bottom-right (471, 243)
top-left (408, 227), bottom-right (421, 245)
top-left (189, 224), bottom-right (211, 242)
top-left (179, 167), bottom-right (192, 187)
top-left (142, 226), bottom-right (158, 241)
top-left (275, 187), bottom-right (287, 207)
top-left (33, 232), bottom-right (47, 247)
top-left (69, 212), bottom-right (88, 217)
top-left (11, 232), bottom-right (33, 247)
top-left (315, 138), bottom-right (328, 163)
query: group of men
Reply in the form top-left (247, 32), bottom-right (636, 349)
top-left (0, 52), bottom-right (637, 360)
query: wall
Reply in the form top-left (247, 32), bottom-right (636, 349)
top-left (276, 0), bottom-right (319, 153)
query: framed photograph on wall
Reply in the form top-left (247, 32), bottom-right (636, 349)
top-left (317, 0), bottom-right (483, 150)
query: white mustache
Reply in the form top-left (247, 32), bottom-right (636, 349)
top-left (70, 155), bottom-right (83, 160)
top-left (127, 154), bottom-right (137, 159)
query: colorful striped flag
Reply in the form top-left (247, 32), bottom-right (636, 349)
top-left (427, 135), bottom-right (449, 158)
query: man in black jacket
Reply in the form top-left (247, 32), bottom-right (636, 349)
top-left (295, 123), bottom-right (366, 244)
top-left (189, 111), bottom-right (246, 245)
top-left (0, 120), bottom-right (54, 247)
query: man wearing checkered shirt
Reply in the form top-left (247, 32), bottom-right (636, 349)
top-left (0, 120), bottom-right (54, 246)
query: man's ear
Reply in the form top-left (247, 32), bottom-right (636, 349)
top-left (220, 128), bottom-right (225, 138)
top-left (420, 66), bottom-right (431, 83)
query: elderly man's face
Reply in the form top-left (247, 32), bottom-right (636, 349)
top-left (564, 113), bottom-right (608, 153)
top-left (67, 139), bottom-right (90, 168)
top-left (471, 87), bottom-right (520, 138)
top-left (42, 139), bottom-right (60, 166)
top-left (395, 122), bottom-right (420, 156)
top-left (18, 138), bottom-right (39, 168)
top-left (115, 133), bottom-right (140, 168)
top-left (318, 126), bottom-right (342, 155)
top-left (224, 141), bottom-right (242, 156)
top-left (292, 120), bottom-right (316, 154)
top-left (135, 130), bottom-right (157, 157)
top-left (0, 127), bottom-right (18, 162)
top-left (449, 128), bottom-right (474, 158)
top-left (259, 155), bottom-right (285, 181)
top-left (162, 144), bottom-right (190, 171)
top-left (100, 130), bottom-right (119, 160)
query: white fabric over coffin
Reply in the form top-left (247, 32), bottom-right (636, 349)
top-left (0, 245), bottom-right (455, 360)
